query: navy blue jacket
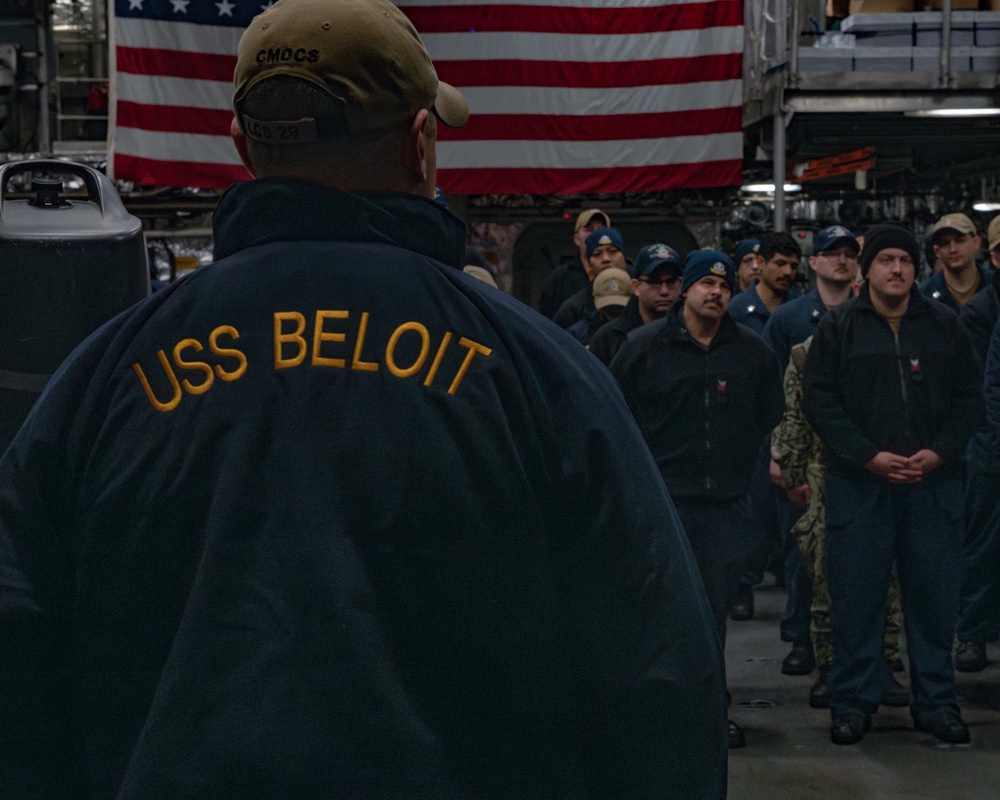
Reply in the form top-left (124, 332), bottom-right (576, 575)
top-left (959, 270), bottom-right (1000, 472)
top-left (552, 282), bottom-right (596, 331)
top-left (803, 284), bottom-right (980, 481)
top-left (590, 295), bottom-right (646, 366)
top-left (919, 265), bottom-right (992, 313)
top-left (959, 269), bottom-right (1000, 365)
top-left (761, 286), bottom-right (828, 371)
top-left (0, 179), bottom-right (725, 800)
top-left (610, 301), bottom-right (784, 500)
top-left (728, 280), bottom-right (801, 334)
top-left (985, 320), bottom-right (1000, 460)
top-left (537, 255), bottom-right (589, 318)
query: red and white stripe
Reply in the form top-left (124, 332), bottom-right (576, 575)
top-left (110, 17), bottom-right (248, 188)
top-left (110, 0), bottom-right (743, 193)
top-left (399, 0), bottom-right (744, 194)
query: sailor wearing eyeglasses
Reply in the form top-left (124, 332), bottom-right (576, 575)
top-left (590, 242), bottom-right (684, 366)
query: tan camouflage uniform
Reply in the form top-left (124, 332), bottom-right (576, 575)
top-left (771, 337), bottom-right (902, 669)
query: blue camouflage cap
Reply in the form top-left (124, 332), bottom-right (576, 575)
top-left (633, 243), bottom-right (683, 278)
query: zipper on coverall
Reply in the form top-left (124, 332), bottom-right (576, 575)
top-left (893, 328), bottom-right (913, 438)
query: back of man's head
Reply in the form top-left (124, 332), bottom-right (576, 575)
top-left (758, 231), bottom-right (802, 263)
top-left (231, 0), bottom-right (467, 188)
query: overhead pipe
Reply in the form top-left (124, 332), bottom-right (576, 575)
top-left (940, 0), bottom-right (952, 88)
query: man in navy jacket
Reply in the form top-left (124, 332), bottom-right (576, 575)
top-left (921, 212), bottom-right (991, 312)
top-left (0, 1), bottom-right (726, 798)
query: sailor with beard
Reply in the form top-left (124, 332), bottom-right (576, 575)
top-left (729, 231), bottom-right (803, 333)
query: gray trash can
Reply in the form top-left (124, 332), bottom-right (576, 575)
top-left (0, 160), bottom-right (149, 451)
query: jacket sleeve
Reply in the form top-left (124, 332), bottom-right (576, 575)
top-left (0, 310), bottom-right (136, 800)
top-left (959, 291), bottom-right (997, 367)
top-left (930, 316), bottom-right (982, 464)
top-left (802, 312), bottom-right (880, 467)
top-left (608, 336), bottom-right (646, 423)
top-left (755, 335), bottom-right (785, 437)
top-left (761, 314), bottom-right (790, 373)
top-left (551, 293), bottom-right (580, 329)
top-left (0, 388), bottom-right (84, 799)
top-left (536, 267), bottom-right (562, 318)
top-left (986, 320), bottom-right (1000, 452)
top-left (548, 345), bottom-right (727, 799)
top-left (588, 329), bottom-right (611, 366)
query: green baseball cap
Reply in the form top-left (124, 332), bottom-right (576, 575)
top-left (234, 0), bottom-right (468, 142)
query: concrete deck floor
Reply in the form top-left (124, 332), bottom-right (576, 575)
top-left (725, 583), bottom-right (1000, 800)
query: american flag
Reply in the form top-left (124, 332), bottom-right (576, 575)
top-left (111, 0), bottom-right (253, 188)
top-left (111, 0), bottom-right (744, 194)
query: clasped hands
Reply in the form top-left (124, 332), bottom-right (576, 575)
top-left (864, 449), bottom-right (942, 484)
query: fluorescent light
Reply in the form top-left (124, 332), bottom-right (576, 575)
top-left (973, 201), bottom-right (1000, 212)
top-left (740, 183), bottom-right (802, 194)
top-left (905, 108), bottom-right (1000, 118)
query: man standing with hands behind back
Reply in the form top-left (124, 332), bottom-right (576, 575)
top-left (0, 1), bottom-right (727, 797)
top-left (803, 223), bottom-right (980, 746)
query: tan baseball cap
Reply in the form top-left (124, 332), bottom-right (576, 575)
top-left (988, 215), bottom-right (1000, 251)
top-left (233, 0), bottom-right (468, 142)
top-left (463, 265), bottom-right (497, 288)
top-left (931, 212), bottom-right (977, 243)
top-left (592, 268), bottom-right (633, 309)
top-left (575, 208), bottom-right (611, 232)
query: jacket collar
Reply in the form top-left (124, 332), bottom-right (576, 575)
top-left (212, 178), bottom-right (468, 268)
top-left (610, 295), bottom-right (645, 332)
top-left (856, 281), bottom-right (928, 317)
top-left (661, 297), bottom-right (740, 347)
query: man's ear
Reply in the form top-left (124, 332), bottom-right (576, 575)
top-left (231, 116), bottom-right (256, 177)
top-left (402, 108), bottom-right (431, 188)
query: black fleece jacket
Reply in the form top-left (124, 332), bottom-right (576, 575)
top-left (802, 283), bottom-right (980, 480)
top-left (610, 301), bottom-right (784, 500)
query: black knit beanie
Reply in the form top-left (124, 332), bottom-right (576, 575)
top-left (681, 249), bottom-right (736, 293)
top-left (859, 223), bottom-right (921, 277)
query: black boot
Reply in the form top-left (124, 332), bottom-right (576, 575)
top-left (729, 583), bottom-right (754, 621)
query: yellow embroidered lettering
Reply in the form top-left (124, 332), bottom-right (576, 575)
top-left (133, 351), bottom-right (183, 412)
top-left (312, 310), bottom-right (349, 368)
top-left (448, 337), bottom-right (493, 395)
top-left (264, 308), bottom-right (492, 397)
top-left (210, 325), bottom-right (247, 381)
top-left (351, 312), bottom-right (379, 372)
top-left (173, 338), bottom-right (214, 395)
top-left (385, 321), bottom-right (430, 378)
top-left (274, 311), bottom-right (307, 369)
top-left (423, 331), bottom-right (453, 387)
